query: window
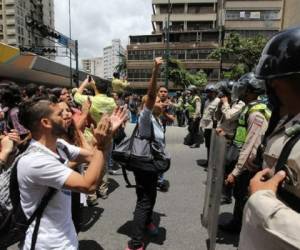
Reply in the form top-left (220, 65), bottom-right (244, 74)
top-left (186, 50), bottom-right (198, 60)
top-left (188, 3), bottom-right (214, 14)
top-left (225, 10), bottom-right (280, 21)
top-left (187, 21), bottom-right (213, 31)
top-left (170, 50), bottom-right (185, 60)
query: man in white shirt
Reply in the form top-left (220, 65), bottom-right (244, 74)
top-left (18, 99), bottom-right (127, 249)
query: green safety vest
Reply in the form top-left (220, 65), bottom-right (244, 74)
top-left (187, 95), bottom-right (200, 115)
top-left (233, 102), bottom-right (271, 147)
top-left (176, 97), bottom-right (184, 111)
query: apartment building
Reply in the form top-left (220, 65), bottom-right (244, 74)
top-left (103, 39), bottom-right (125, 80)
top-left (127, 0), bottom-right (300, 91)
top-left (281, 0), bottom-right (300, 29)
top-left (82, 57), bottom-right (104, 78)
top-left (127, 0), bottom-right (221, 90)
top-left (222, 0), bottom-right (283, 38)
top-left (0, 0), bottom-right (54, 48)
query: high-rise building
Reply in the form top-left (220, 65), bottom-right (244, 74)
top-left (127, 0), bottom-right (300, 91)
top-left (103, 39), bottom-right (125, 80)
top-left (0, 0), bottom-right (55, 48)
top-left (82, 57), bottom-right (104, 78)
top-left (127, 0), bottom-right (221, 90)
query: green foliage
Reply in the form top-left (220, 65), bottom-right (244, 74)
top-left (209, 33), bottom-right (267, 79)
top-left (166, 58), bottom-right (207, 88)
top-left (115, 53), bottom-right (127, 76)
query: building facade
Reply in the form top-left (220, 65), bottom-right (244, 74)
top-left (82, 57), bottom-right (104, 78)
top-left (128, 0), bottom-right (221, 90)
top-left (103, 39), bottom-right (125, 80)
top-left (0, 0), bottom-right (54, 48)
top-left (281, 0), bottom-right (300, 29)
top-left (222, 0), bottom-right (283, 38)
top-left (127, 0), bottom-right (300, 91)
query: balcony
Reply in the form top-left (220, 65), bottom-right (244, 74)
top-left (159, 4), bottom-right (184, 14)
top-left (152, 13), bottom-right (217, 22)
top-left (6, 28), bottom-right (16, 35)
top-left (5, 8), bottom-right (15, 15)
top-left (7, 38), bottom-right (17, 44)
top-left (6, 18), bottom-right (15, 25)
top-left (5, 0), bottom-right (15, 5)
top-left (187, 21), bottom-right (213, 31)
top-left (187, 3), bottom-right (215, 14)
top-left (153, 0), bottom-right (217, 4)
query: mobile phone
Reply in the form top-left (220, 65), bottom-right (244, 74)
top-left (88, 75), bottom-right (92, 82)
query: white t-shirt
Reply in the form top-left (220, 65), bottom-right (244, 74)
top-left (17, 139), bottom-right (80, 250)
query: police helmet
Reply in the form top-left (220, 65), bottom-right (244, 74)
top-left (186, 85), bottom-right (197, 92)
top-left (228, 80), bottom-right (235, 90)
top-left (204, 83), bottom-right (218, 93)
top-left (256, 27), bottom-right (300, 80)
top-left (186, 85), bottom-right (198, 95)
top-left (232, 72), bottom-right (266, 100)
top-left (216, 80), bottom-right (234, 96)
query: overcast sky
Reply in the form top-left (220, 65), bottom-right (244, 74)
top-left (54, 0), bottom-right (153, 65)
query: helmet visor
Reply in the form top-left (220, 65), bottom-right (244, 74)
top-left (232, 82), bottom-right (247, 101)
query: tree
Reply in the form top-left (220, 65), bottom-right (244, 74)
top-left (166, 58), bottom-right (207, 88)
top-left (115, 52), bottom-right (127, 76)
top-left (209, 33), bottom-right (268, 79)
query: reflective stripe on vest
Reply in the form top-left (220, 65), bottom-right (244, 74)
top-left (233, 103), bottom-right (271, 147)
top-left (187, 96), bottom-right (200, 115)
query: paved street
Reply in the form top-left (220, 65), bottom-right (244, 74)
top-left (76, 125), bottom-right (238, 250)
top-left (9, 125), bottom-right (238, 250)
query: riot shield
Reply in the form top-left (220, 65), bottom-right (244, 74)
top-left (201, 130), bottom-right (227, 250)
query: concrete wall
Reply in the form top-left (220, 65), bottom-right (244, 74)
top-left (282, 0), bottom-right (300, 29)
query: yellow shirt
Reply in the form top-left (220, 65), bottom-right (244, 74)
top-left (74, 92), bottom-right (116, 123)
top-left (112, 77), bottom-right (130, 94)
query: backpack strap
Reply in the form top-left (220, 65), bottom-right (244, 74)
top-left (29, 188), bottom-right (56, 250)
top-left (10, 145), bottom-right (59, 249)
top-left (274, 128), bottom-right (300, 213)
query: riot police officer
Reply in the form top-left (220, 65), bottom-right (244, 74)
top-left (200, 84), bottom-right (220, 166)
top-left (220, 73), bottom-right (271, 232)
top-left (184, 85), bottom-right (202, 147)
top-left (215, 80), bottom-right (245, 204)
top-left (174, 91), bottom-right (185, 127)
top-left (239, 27), bottom-right (300, 250)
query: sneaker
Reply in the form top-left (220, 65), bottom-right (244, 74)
top-left (108, 169), bottom-right (117, 175)
top-left (98, 193), bottom-right (108, 199)
top-left (218, 219), bottom-right (241, 233)
top-left (146, 223), bottom-right (159, 237)
top-left (157, 180), bottom-right (169, 192)
top-left (125, 243), bottom-right (144, 250)
top-left (86, 195), bottom-right (98, 207)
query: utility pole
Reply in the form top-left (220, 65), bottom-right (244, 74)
top-left (75, 40), bottom-right (79, 87)
top-left (69, 0), bottom-right (72, 88)
top-left (218, 0), bottom-right (225, 80)
top-left (164, 0), bottom-right (171, 89)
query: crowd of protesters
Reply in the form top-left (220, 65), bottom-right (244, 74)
top-left (1, 27), bottom-right (300, 250)
top-left (0, 56), bottom-right (184, 250)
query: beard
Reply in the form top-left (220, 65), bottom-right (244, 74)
top-left (51, 120), bottom-right (68, 137)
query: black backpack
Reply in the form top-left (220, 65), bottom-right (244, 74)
top-left (0, 148), bottom-right (56, 250)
